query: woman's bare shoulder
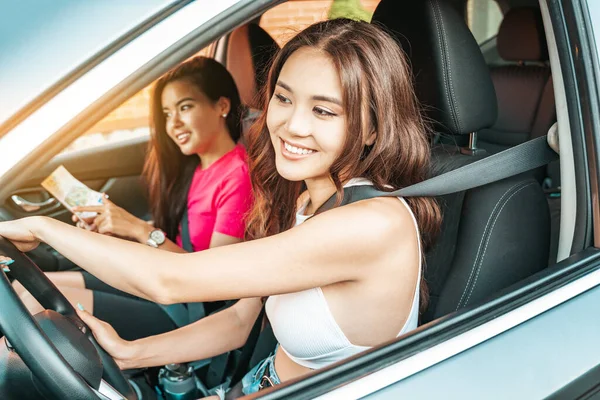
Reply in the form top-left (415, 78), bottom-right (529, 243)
top-left (334, 197), bottom-right (416, 234)
top-left (298, 196), bottom-right (419, 259)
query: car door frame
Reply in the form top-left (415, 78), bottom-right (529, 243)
top-left (1, 0), bottom-right (599, 398)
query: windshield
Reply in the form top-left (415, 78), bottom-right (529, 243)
top-left (0, 0), bottom-right (176, 129)
top-left (0, 0), bottom-right (242, 182)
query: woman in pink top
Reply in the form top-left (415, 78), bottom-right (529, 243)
top-left (13, 57), bottom-right (253, 340)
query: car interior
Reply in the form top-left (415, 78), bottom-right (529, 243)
top-left (370, 0), bottom-right (553, 324)
top-left (0, 0), bottom-right (582, 398)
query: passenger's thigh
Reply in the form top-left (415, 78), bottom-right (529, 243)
top-left (46, 271), bottom-right (85, 289)
top-left (12, 271), bottom-right (85, 302)
top-left (21, 286), bottom-right (94, 315)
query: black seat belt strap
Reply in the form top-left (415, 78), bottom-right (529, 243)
top-left (316, 135), bottom-right (558, 215)
top-left (229, 307), bottom-right (267, 387)
top-left (181, 207), bottom-right (207, 323)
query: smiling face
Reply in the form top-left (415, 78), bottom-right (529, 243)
top-left (267, 47), bottom-right (347, 186)
top-left (161, 79), bottom-right (229, 156)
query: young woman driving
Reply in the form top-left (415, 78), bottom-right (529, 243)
top-left (0, 18), bottom-right (440, 397)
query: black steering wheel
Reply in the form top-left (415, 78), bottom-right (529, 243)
top-left (0, 237), bottom-right (137, 400)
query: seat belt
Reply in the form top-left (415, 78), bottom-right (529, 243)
top-left (318, 135), bottom-right (558, 206)
top-left (178, 206), bottom-right (234, 385)
top-left (228, 307), bottom-right (267, 388)
top-left (157, 207), bottom-right (206, 327)
top-left (228, 135), bottom-right (558, 388)
top-left (160, 200), bottom-right (237, 327)
top-left (181, 209), bottom-right (207, 323)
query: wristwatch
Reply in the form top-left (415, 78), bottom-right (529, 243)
top-left (146, 229), bottom-right (166, 248)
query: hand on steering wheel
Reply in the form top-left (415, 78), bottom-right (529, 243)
top-left (0, 217), bottom-right (41, 252)
top-left (76, 307), bottom-right (135, 370)
top-left (0, 236), bottom-right (137, 400)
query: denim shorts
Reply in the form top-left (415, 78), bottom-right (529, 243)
top-left (214, 348), bottom-right (281, 399)
top-left (241, 350), bottom-right (281, 395)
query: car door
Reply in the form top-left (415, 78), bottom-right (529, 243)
top-left (0, 136), bottom-right (150, 272)
top-left (4, 137), bottom-right (150, 227)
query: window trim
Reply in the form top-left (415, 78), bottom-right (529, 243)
top-left (549, 0), bottom-right (599, 255)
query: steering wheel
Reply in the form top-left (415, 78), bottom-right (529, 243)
top-left (0, 237), bottom-right (137, 400)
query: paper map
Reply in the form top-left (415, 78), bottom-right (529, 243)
top-left (41, 166), bottom-right (104, 223)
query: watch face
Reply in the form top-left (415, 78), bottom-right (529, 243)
top-left (150, 229), bottom-right (166, 244)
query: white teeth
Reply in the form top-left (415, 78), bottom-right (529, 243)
top-left (283, 140), bottom-right (314, 155)
top-left (176, 133), bottom-right (190, 141)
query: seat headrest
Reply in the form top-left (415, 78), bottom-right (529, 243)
top-left (497, 7), bottom-right (548, 62)
top-left (372, 0), bottom-right (497, 136)
top-left (227, 24), bottom-right (279, 109)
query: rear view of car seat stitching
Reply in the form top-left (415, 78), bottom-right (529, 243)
top-left (371, 0), bottom-right (550, 323)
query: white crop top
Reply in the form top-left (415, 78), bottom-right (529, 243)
top-left (265, 178), bottom-right (422, 369)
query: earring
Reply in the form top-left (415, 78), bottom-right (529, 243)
top-left (222, 113), bottom-right (227, 118)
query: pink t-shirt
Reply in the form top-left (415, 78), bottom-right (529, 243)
top-left (176, 144), bottom-right (252, 251)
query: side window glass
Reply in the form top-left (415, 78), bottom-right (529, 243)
top-left (259, 0), bottom-right (381, 46)
top-left (466, 0), bottom-right (503, 44)
top-left (59, 45), bottom-right (214, 155)
top-left (60, 86), bottom-right (152, 155)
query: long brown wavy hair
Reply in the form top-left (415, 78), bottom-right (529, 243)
top-left (142, 56), bottom-right (243, 241)
top-left (245, 19), bottom-right (441, 311)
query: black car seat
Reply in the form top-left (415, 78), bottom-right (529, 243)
top-left (481, 7), bottom-right (561, 264)
top-left (372, 0), bottom-right (551, 323)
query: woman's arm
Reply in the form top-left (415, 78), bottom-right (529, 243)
top-left (0, 197), bottom-right (414, 304)
top-left (73, 204), bottom-right (243, 253)
top-left (79, 297), bottom-right (262, 369)
top-left (74, 199), bottom-right (188, 254)
top-left (130, 221), bottom-right (187, 253)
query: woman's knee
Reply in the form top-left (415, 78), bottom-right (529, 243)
top-left (12, 271), bottom-right (84, 300)
top-left (12, 280), bottom-right (26, 297)
top-left (46, 271), bottom-right (85, 289)
top-left (19, 285), bottom-right (94, 315)
top-left (59, 287), bottom-right (95, 314)
top-left (20, 291), bottom-right (44, 315)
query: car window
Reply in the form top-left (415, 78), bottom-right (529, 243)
top-left (466, 0), bottom-right (503, 44)
top-left (260, 0), bottom-right (380, 46)
top-left (58, 45), bottom-right (214, 156)
top-left (61, 1), bottom-right (385, 156)
top-left (59, 0), bottom-right (386, 156)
